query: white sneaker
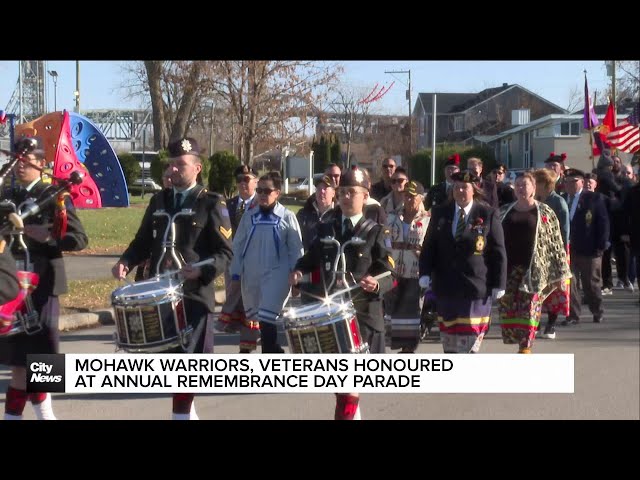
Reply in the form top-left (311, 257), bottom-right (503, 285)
top-left (624, 282), bottom-right (635, 293)
top-left (601, 288), bottom-right (613, 296)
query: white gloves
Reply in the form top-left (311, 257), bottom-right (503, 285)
top-left (492, 288), bottom-right (506, 301)
top-left (419, 276), bottom-right (431, 289)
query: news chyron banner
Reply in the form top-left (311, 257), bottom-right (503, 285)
top-left (27, 354), bottom-right (574, 394)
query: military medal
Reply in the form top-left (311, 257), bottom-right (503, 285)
top-left (585, 210), bottom-right (593, 226)
top-left (475, 235), bottom-right (485, 254)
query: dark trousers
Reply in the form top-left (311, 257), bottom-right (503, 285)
top-left (259, 321), bottom-right (282, 353)
top-left (572, 254), bottom-right (604, 318)
top-left (613, 239), bottom-right (630, 285)
top-left (602, 246), bottom-right (613, 289)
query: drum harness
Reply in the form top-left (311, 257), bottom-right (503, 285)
top-left (145, 189), bottom-right (215, 353)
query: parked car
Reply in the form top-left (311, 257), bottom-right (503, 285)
top-left (131, 178), bottom-right (162, 191)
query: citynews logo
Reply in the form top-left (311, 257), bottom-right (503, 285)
top-left (26, 354), bottom-right (66, 393)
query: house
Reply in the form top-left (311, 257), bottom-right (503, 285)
top-left (484, 111), bottom-right (631, 173)
top-left (414, 84), bottom-right (566, 149)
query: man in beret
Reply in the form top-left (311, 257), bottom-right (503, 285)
top-left (425, 154), bottom-right (460, 211)
top-left (544, 152), bottom-right (567, 194)
top-left (112, 137), bottom-right (233, 420)
top-left (561, 168), bottom-right (609, 325)
top-left (290, 167), bottom-right (395, 420)
top-left (217, 164), bottom-right (258, 339)
top-left (419, 169), bottom-right (507, 354)
top-left (492, 163), bottom-right (516, 207)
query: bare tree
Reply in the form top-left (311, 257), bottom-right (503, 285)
top-left (326, 84), bottom-right (380, 167)
top-left (205, 61), bottom-right (341, 165)
top-left (122, 61), bottom-right (211, 150)
top-left (566, 84), bottom-right (582, 113)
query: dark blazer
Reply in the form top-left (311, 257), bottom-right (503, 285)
top-left (296, 199), bottom-right (335, 251)
top-left (425, 181), bottom-right (451, 211)
top-left (120, 185), bottom-right (233, 312)
top-left (419, 200), bottom-right (506, 299)
top-left (3, 180), bottom-right (87, 308)
top-left (227, 194), bottom-right (257, 236)
top-left (564, 190), bottom-right (609, 257)
top-left (0, 246), bottom-right (19, 304)
top-left (370, 180), bottom-right (391, 202)
top-left (295, 209), bottom-right (394, 331)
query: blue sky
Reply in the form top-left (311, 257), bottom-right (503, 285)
top-left (0, 60), bottom-right (612, 115)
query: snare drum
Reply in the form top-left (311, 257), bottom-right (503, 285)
top-left (281, 300), bottom-right (369, 354)
top-left (111, 277), bottom-right (190, 353)
top-left (0, 271), bottom-right (41, 337)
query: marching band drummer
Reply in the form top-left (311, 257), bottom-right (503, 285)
top-left (289, 167), bottom-right (395, 420)
top-left (111, 137), bottom-right (232, 420)
top-left (418, 170), bottom-right (507, 354)
top-left (384, 180), bottom-right (430, 354)
top-left (0, 142), bottom-right (88, 420)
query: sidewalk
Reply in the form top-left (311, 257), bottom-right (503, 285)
top-left (58, 289), bottom-right (226, 332)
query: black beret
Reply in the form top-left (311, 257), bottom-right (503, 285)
top-left (234, 164), bottom-right (258, 177)
top-left (564, 168), bottom-right (585, 180)
top-left (450, 170), bottom-right (480, 183)
top-left (167, 137), bottom-right (201, 157)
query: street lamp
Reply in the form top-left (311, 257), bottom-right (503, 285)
top-left (48, 70), bottom-right (58, 112)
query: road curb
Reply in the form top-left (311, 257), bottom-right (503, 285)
top-left (59, 308), bottom-right (114, 332)
top-left (59, 289), bottom-right (226, 332)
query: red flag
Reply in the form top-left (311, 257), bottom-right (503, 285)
top-left (592, 100), bottom-right (616, 156)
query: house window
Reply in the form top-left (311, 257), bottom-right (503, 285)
top-left (556, 121), bottom-right (581, 137)
top-left (419, 117), bottom-right (424, 137)
top-left (535, 126), bottom-right (553, 138)
top-left (454, 115), bottom-right (464, 132)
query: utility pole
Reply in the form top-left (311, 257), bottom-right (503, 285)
top-left (74, 61), bottom-right (80, 113)
top-left (385, 69), bottom-right (412, 157)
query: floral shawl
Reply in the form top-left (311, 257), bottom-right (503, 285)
top-left (500, 201), bottom-right (572, 297)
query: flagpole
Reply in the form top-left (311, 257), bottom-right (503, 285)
top-left (585, 70), bottom-right (595, 169)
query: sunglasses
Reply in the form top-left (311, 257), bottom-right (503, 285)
top-left (237, 175), bottom-right (254, 183)
top-left (256, 187), bottom-right (277, 195)
top-left (328, 174), bottom-right (340, 179)
top-left (391, 178), bottom-right (407, 184)
top-left (382, 164), bottom-right (395, 169)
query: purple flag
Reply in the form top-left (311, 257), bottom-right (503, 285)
top-left (583, 74), bottom-right (599, 130)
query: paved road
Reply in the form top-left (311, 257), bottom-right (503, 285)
top-left (63, 254), bottom-right (120, 281)
top-left (2, 291), bottom-right (637, 420)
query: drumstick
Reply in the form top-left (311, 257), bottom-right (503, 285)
top-left (154, 258), bottom-right (216, 280)
top-left (328, 271), bottom-right (392, 299)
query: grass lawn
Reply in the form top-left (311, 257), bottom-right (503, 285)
top-left (75, 195), bottom-right (302, 254)
top-left (60, 275), bottom-right (225, 314)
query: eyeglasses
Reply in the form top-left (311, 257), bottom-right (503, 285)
top-left (382, 164), bottom-right (395, 169)
top-left (237, 175), bottom-right (254, 183)
top-left (391, 178), bottom-right (407, 184)
top-left (256, 187), bottom-right (277, 195)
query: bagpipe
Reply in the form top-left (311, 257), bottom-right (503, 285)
top-left (0, 138), bottom-right (84, 336)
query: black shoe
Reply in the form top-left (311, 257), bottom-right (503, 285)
top-left (540, 325), bottom-right (556, 339)
top-left (561, 318), bottom-right (579, 326)
top-left (593, 315), bottom-right (603, 323)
